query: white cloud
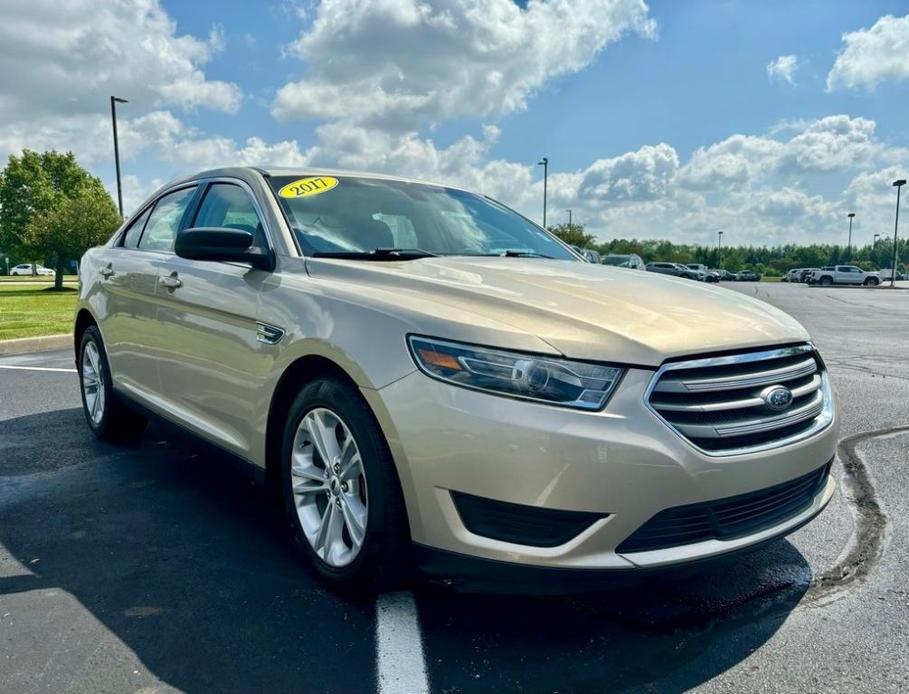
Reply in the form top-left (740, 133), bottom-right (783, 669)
top-left (766, 55), bottom-right (798, 84)
top-left (0, 0), bottom-right (242, 120)
top-left (579, 144), bottom-right (679, 202)
top-left (161, 135), bottom-right (311, 171)
top-left (272, 0), bottom-right (655, 128)
top-left (827, 14), bottom-right (909, 91)
top-left (677, 115), bottom-right (884, 193)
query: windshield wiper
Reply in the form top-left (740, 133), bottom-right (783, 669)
top-left (456, 250), bottom-right (555, 259)
top-left (311, 248), bottom-right (438, 261)
top-left (500, 250), bottom-right (554, 258)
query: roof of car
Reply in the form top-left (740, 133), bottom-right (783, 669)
top-left (130, 165), bottom-right (480, 219)
top-left (163, 166), bottom-right (468, 193)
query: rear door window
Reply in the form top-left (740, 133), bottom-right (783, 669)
top-left (139, 187), bottom-right (197, 253)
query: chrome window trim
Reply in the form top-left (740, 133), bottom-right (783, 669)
top-left (643, 344), bottom-right (835, 458)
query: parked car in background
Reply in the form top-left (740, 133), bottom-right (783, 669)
top-left (879, 268), bottom-right (906, 282)
top-left (73, 166), bottom-right (838, 592)
top-left (806, 267), bottom-right (833, 285)
top-left (713, 269), bottom-right (738, 281)
top-left (809, 265), bottom-right (880, 286)
top-left (686, 264), bottom-right (719, 283)
top-left (783, 269), bottom-right (803, 283)
top-left (582, 248), bottom-right (601, 264)
top-left (798, 268), bottom-right (820, 283)
top-left (602, 253), bottom-right (645, 270)
top-left (10, 263), bottom-right (55, 276)
top-left (569, 245), bottom-right (600, 263)
top-left (736, 270), bottom-right (762, 281)
top-left (646, 262), bottom-right (699, 279)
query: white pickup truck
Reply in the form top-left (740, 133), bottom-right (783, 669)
top-left (809, 265), bottom-right (880, 286)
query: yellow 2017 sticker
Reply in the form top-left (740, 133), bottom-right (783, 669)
top-left (278, 176), bottom-right (339, 198)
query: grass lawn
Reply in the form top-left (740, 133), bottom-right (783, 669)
top-left (0, 284), bottom-right (77, 340)
top-left (0, 274), bottom-right (79, 283)
top-left (760, 276), bottom-right (782, 282)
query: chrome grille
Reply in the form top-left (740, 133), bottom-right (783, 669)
top-left (646, 345), bottom-right (833, 455)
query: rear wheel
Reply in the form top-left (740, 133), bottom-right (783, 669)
top-left (281, 377), bottom-right (410, 592)
top-left (78, 326), bottom-right (147, 441)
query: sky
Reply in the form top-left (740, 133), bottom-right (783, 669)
top-left (2, 0), bottom-right (909, 247)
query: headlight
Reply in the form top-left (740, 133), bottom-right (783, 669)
top-left (408, 336), bottom-right (624, 410)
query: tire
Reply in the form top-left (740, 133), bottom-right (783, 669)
top-left (78, 325), bottom-right (147, 441)
top-left (863, 277), bottom-right (879, 286)
top-left (819, 276), bottom-right (833, 286)
top-left (281, 377), bottom-right (410, 593)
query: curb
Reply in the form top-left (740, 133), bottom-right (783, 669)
top-left (0, 334), bottom-right (71, 356)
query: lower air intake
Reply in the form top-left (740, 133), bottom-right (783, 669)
top-left (617, 461), bottom-right (831, 554)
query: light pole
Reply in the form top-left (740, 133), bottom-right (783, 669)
top-left (873, 233), bottom-right (881, 245)
top-left (537, 157), bottom-right (548, 228)
top-left (891, 179), bottom-right (906, 288)
top-left (717, 230), bottom-right (724, 266)
top-left (846, 212), bottom-right (855, 260)
top-left (565, 208), bottom-right (572, 227)
top-left (110, 96), bottom-right (128, 218)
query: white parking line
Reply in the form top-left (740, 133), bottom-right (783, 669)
top-left (0, 365), bottom-right (77, 373)
top-left (376, 591), bottom-right (429, 694)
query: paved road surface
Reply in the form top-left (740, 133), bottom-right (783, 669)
top-left (0, 282), bottom-right (907, 692)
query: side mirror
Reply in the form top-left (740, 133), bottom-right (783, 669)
top-left (174, 227), bottom-right (275, 271)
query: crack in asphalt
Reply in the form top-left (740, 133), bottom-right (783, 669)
top-left (803, 425), bottom-right (906, 603)
top-left (826, 361), bottom-right (909, 384)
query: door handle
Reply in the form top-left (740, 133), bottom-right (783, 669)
top-left (99, 265), bottom-right (114, 278)
top-left (160, 275), bottom-right (183, 289)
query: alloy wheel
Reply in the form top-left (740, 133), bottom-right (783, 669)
top-left (81, 341), bottom-right (106, 425)
top-left (290, 407), bottom-right (368, 567)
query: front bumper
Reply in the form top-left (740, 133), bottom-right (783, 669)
top-left (363, 366), bottom-right (838, 576)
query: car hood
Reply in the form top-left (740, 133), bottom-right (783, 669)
top-left (305, 257), bottom-right (809, 366)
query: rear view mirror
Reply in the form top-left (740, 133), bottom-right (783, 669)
top-left (175, 227), bottom-right (275, 271)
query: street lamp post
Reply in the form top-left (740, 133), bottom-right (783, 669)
top-left (874, 233), bottom-right (881, 245)
top-left (110, 96), bottom-right (128, 218)
top-left (565, 208), bottom-right (572, 227)
top-left (537, 157), bottom-right (548, 228)
top-left (846, 212), bottom-right (855, 261)
top-left (891, 179), bottom-right (906, 288)
top-left (717, 230), bottom-right (724, 266)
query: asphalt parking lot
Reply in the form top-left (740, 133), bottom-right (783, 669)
top-left (1, 282), bottom-right (907, 693)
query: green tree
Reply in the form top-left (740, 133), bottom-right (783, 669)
top-left (24, 180), bottom-right (120, 290)
top-left (548, 223), bottom-right (596, 248)
top-left (0, 149), bottom-right (118, 288)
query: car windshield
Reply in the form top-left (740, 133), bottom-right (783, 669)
top-left (269, 175), bottom-right (576, 260)
top-left (603, 255), bottom-right (632, 266)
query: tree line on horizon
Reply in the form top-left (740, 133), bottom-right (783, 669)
top-left (548, 222), bottom-right (908, 276)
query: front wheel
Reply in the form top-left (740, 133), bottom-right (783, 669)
top-left (281, 377), bottom-right (410, 592)
top-left (819, 276), bottom-right (833, 286)
top-left (863, 277), bottom-right (879, 286)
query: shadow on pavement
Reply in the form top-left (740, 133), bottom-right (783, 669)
top-left (0, 408), bottom-right (375, 693)
top-left (415, 537), bottom-right (809, 693)
top-left (1, 408), bottom-right (811, 693)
